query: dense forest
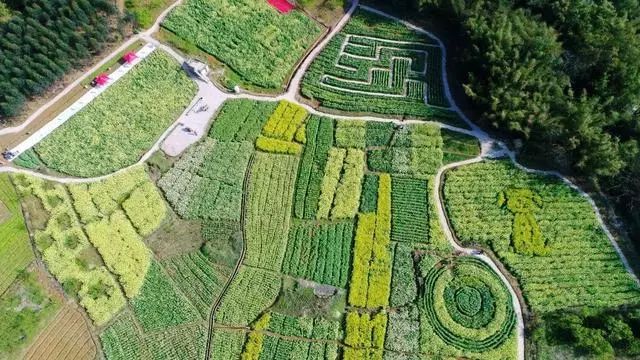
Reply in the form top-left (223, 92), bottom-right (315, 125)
top-left (380, 0), bottom-right (640, 249)
top-left (0, 0), bottom-right (119, 121)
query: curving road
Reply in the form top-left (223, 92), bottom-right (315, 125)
top-left (3, 2), bottom-right (640, 360)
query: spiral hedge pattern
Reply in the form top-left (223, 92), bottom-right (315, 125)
top-left (422, 257), bottom-right (516, 351)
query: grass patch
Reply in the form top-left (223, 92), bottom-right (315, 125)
top-left (126, 0), bottom-right (175, 29)
top-left (0, 269), bottom-right (60, 358)
top-left (272, 278), bottom-right (345, 321)
top-left (145, 210), bottom-right (203, 259)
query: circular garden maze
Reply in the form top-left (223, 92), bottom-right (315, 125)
top-left (422, 256), bottom-right (516, 352)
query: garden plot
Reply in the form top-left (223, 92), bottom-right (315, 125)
top-left (302, 9), bottom-right (457, 121)
top-left (0, 174), bottom-right (33, 294)
top-left (443, 160), bottom-right (640, 313)
top-left (162, 0), bottom-right (323, 90)
top-left (13, 166), bottom-right (167, 326)
top-left (100, 311), bottom-right (207, 360)
top-left (35, 51), bottom-right (196, 177)
top-left (418, 254), bottom-right (517, 358)
top-left (322, 35), bottom-right (438, 101)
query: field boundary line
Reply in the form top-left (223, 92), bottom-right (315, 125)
top-left (203, 152), bottom-right (254, 359)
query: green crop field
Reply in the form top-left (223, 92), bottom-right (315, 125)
top-left (0, 175), bottom-right (33, 294)
top-left (443, 160), bottom-right (640, 313)
top-left (35, 51), bottom-right (196, 177)
top-left (301, 9), bottom-right (465, 126)
top-left (162, 0), bottom-right (323, 90)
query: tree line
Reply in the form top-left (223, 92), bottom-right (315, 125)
top-left (0, 0), bottom-right (118, 121)
top-left (382, 0), bottom-right (640, 247)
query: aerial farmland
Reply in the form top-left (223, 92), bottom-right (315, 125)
top-left (0, 0), bottom-right (639, 359)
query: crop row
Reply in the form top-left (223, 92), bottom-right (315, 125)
top-left (259, 334), bottom-right (338, 360)
top-left (70, 166), bottom-right (149, 221)
top-left (301, 9), bottom-right (454, 119)
top-left (293, 116), bottom-right (334, 219)
top-left (421, 256), bottom-right (516, 352)
top-left (263, 101), bottom-right (308, 141)
top-left (256, 101), bottom-right (308, 155)
top-left (280, 315), bottom-right (340, 341)
top-left (384, 306), bottom-right (420, 354)
top-left (162, 0), bottom-right (322, 89)
top-left (389, 243), bottom-right (418, 308)
top-left (317, 148), bottom-right (365, 220)
top-left (367, 124), bottom-right (444, 177)
top-left (215, 266), bottom-right (281, 326)
top-left (210, 330), bottom-right (246, 360)
top-left (359, 174), bottom-right (379, 213)
top-left (24, 304), bottom-right (97, 360)
top-left (101, 312), bottom-right (207, 360)
top-left (85, 210), bottom-right (151, 298)
top-left (335, 120), bottom-right (366, 149)
top-left (443, 160), bottom-right (640, 313)
top-left (0, 175), bottom-right (33, 294)
top-left (162, 250), bottom-right (232, 318)
top-left (241, 313), bottom-right (270, 359)
top-left (209, 99), bottom-right (277, 142)
top-left (244, 152), bottom-right (298, 271)
top-left (159, 139), bottom-right (252, 222)
top-left (130, 261), bottom-right (200, 332)
top-left (281, 220), bottom-right (354, 288)
top-left (13, 175), bottom-right (125, 325)
top-left (348, 174), bottom-right (393, 308)
top-left (35, 51), bottom-right (196, 177)
top-left (344, 311), bottom-right (387, 360)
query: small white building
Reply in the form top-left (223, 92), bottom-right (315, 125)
top-left (184, 59), bottom-right (211, 83)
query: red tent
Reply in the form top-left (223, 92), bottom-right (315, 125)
top-left (122, 52), bottom-right (137, 64)
top-left (95, 73), bottom-right (109, 86)
top-left (267, 0), bottom-right (294, 13)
